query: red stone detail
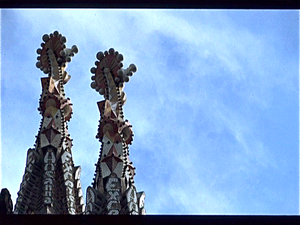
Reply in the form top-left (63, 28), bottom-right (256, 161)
top-left (42, 127), bottom-right (60, 144)
top-left (94, 73), bottom-right (106, 90)
top-left (119, 121), bottom-right (133, 145)
top-left (97, 100), bottom-right (106, 115)
top-left (98, 100), bottom-right (119, 119)
top-left (40, 94), bottom-right (60, 114)
top-left (96, 54), bottom-right (121, 78)
top-left (97, 117), bottom-right (119, 141)
top-left (40, 36), bottom-right (64, 70)
top-left (101, 153), bottom-right (122, 172)
top-left (41, 77), bottom-right (50, 90)
top-left (114, 133), bottom-right (122, 144)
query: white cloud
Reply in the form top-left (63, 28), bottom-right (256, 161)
top-left (1, 9), bottom-right (297, 214)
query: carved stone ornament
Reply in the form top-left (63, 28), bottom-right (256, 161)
top-left (86, 48), bottom-right (145, 215)
top-left (14, 31), bottom-right (84, 215)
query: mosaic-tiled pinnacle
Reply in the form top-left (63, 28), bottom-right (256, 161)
top-left (86, 48), bottom-right (145, 215)
top-left (14, 31), bottom-right (84, 214)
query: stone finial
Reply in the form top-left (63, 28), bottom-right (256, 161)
top-left (36, 31), bottom-right (79, 85)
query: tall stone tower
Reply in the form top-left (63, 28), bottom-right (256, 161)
top-left (13, 31), bottom-right (85, 214)
top-left (85, 49), bottom-right (145, 215)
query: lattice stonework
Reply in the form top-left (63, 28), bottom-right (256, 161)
top-left (86, 48), bottom-right (146, 215)
top-left (14, 31), bottom-right (85, 214)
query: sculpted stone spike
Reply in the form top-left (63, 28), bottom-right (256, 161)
top-left (86, 48), bottom-right (145, 215)
top-left (14, 31), bottom-right (84, 214)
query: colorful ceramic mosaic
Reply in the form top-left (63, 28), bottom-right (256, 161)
top-left (86, 48), bottom-right (145, 215)
top-left (13, 31), bottom-right (84, 214)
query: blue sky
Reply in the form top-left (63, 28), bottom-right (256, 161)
top-left (0, 9), bottom-right (299, 214)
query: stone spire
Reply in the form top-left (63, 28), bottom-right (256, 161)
top-left (86, 48), bottom-right (145, 215)
top-left (14, 31), bottom-right (85, 214)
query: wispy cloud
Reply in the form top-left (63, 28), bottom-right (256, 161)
top-left (1, 9), bottom-right (298, 214)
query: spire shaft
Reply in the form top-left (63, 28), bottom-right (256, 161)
top-left (86, 48), bottom-right (145, 215)
top-left (14, 31), bottom-right (84, 214)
